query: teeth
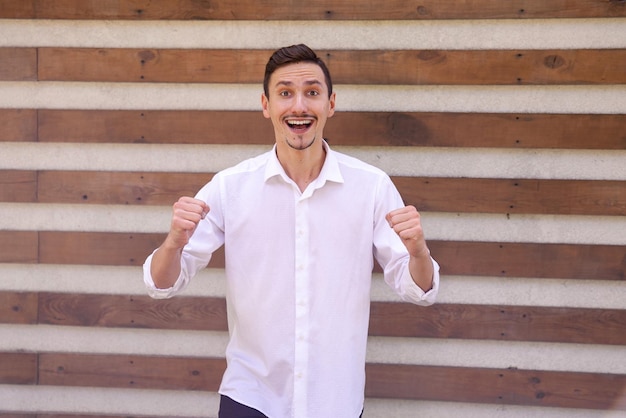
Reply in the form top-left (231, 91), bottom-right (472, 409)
top-left (287, 120), bottom-right (311, 126)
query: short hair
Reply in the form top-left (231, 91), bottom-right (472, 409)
top-left (263, 44), bottom-right (333, 99)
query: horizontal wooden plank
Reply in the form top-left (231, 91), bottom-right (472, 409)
top-left (32, 171), bottom-right (626, 216)
top-left (368, 303), bottom-right (626, 345)
top-left (429, 240), bottom-right (625, 281)
top-left (38, 231), bottom-right (225, 269)
top-left (0, 231), bottom-right (38, 263)
top-left (38, 232), bottom-right (167, 267)
top-left (36, 292), bottom-right (626, 345)
top-left (397, 177), bottom-right (626, 216)
top-left (0, 48), bottom-right (37, 81)
top-left (0, 292), bottom-right (38, 325)
top-left (30, 232), bottom-right (626, 281)
top-left (25, 351), bottom-right (626, 410)
top-left (0, 0), bottom-right (623, 19)
top-left (38, 294), bottom-right (228, 331)
top-left (37, 48), bottom-right (626, 85)
top-left (0, 353), bottom-right (37, 385)
top-left (0, 171), bottom-right (37, 203)
top-left (37, 171), bottom-right (213, 206)
top-left (36, 109), bottom-right (626, 149)
top-left (365, 363), bottom-right (626, 410)
top-left (0, 109), bottom-right (37, 142)
top-left (39, 353), bottom-right (225, 391)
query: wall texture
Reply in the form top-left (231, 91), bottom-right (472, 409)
top-left (0, 1), bottom-right (625, 417)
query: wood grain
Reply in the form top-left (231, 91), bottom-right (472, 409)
top-left (428, 240), bottom-right (625, 281)
top-left (35, 293), bottom-right (626, 345)
top-left (36, 109), bottom-right (626, 149)
top-left (0, 353), bottom-right (37, 385)
top-left (31, 171), bottom-right (626, 216)
top-left (0, 109), bottom-right (37, 142)
top-left (0, 171), bottom-right (37, 203)
top-left (0, 231), bottom-right (38, 263)
top-left (0, 48), bottom-right (37, 81)
top-left (0, 292), bottom-right (38, 325)
top-left (1, 0), bottom-right (623, 19)
top-left (365, 363), bottom-right (626, 410)
top-left (37, 48), bottom-right (626, 85)
top-left (39, 353), bottom-right (225, 391)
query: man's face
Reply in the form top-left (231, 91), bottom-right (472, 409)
top-left (262, 62), bottom-right (336, 151)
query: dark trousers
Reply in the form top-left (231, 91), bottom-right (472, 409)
top-left (218, 395), bottom-right (364, 417)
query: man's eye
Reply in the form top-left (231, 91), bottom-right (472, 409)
top-left (279, 91), bottom-right (290, 97)
top-left (308, 90), bottom-right (319, 96)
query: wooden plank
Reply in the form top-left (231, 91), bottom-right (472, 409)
top-left (36, 109), bottom-right (626, 149)
top-left (0, 353), bottom-right (37, 385)
top-left (0, 1), bottom-right (35, 18)
top-left (365, 363), bottom-right (626, 410)
top-left (37, 171), bottom-right (213, 206)
top-left (38, 232), bottom-right (167, 267)
top-left (369, 303), bottom-right (626, 345)
top-left (0, 292), bottom-right (39, 325)
top-left (429, 241), bottom-right (625, 281)
top-left (0, 109), bottom-right (37, 142)
top-left (37, 293), bottom-right (626, 345)
top-left (38, 48), bottom-right (626, 85)
top-left (36, 170), bottom-right (625, 216)
top-left (0, 231), bottom-right (38, 263)
top-left (396, 177), bottom-right (626, 217)
top-left (0, 0), bottom-right (623, 20)
top-left (39, 353), bottom-right (225, 391)
top-left (38, 294), bottom-right (228, 331)
top-left (0, 171), bottom-right (37, 203)
top-left (33, 232), bottom-right (624, 280)
top-left (0, 48), bottom-right (37, 81)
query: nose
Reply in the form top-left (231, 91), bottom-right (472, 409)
top-left (292, 92), bottom-right (308, 114)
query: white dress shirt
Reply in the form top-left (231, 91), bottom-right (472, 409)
top-left (144, 141), bottom-right (440, 417)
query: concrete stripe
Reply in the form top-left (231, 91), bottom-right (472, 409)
top-left (1, 82), bottom-right (625, 113)
top-left (1, 142), bottom-right (624, 180)
top-left (0, 384), bottom-right (218, 416)
top-left (1, 203), bottom-right (624, 245)
top-left (0, 18), bottom-right (624, 49)
top-left (1, 324), bottom-right (624, 374)
top-left (2, 264), bottom-right (625, 309)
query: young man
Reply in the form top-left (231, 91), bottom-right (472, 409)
top-left (143, 44), bottom-right (440, 418)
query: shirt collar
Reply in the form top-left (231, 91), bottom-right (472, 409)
top-left (264, 140), bottom-right (344, 185)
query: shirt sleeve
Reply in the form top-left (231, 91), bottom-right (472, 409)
top-left (142, 176), bottom-right (226, 299)
top-left (373, 174), bottom-right (440, 306)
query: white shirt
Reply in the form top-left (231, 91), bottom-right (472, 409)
top-left (143, 142), bottom-right (440, 418)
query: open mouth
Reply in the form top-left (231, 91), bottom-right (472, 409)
top-left (286, 119), bottom-right (313, 133)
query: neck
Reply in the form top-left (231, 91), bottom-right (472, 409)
top-left (276, 140), bottom-right (326, 192)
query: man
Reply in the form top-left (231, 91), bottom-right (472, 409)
top-left (143, 44), bottom-right (440, 418)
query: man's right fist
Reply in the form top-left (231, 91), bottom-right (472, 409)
top-left (166, 196), bottom-right (210, 248)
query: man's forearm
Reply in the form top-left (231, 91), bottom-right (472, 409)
top-left (409, 252), bottom-right (434, 292)
top-left (150, 242), bottom-right (183, 289)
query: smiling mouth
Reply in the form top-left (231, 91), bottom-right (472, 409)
top-left (285, 119), bottom-right (313, 133)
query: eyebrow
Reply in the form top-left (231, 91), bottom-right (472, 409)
top-left (274, 80), bottom-right (323, 88)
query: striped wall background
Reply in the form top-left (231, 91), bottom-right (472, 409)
top-left (1, 2), bottom-right (625, 417)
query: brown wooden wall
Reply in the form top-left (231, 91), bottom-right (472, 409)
top-left (0, 1), bottom-right (625, 417)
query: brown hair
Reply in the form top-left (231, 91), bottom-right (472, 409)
top-left (263, 44), bottom-right (333, 99)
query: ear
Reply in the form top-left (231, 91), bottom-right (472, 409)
top-left (327, 91), bottom-right (336, 118)
top-left (261, 93), bottom-right (270, 119)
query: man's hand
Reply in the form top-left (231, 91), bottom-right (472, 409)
top-left (386, 205), bottom-right (429, 258)
top-left (386, 205), bottom-right (434, 292)
top-left (164, 196), bottom-right (209, 249)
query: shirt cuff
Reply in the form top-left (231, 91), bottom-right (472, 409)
top-left (401, 257), bottom-right (440, 305)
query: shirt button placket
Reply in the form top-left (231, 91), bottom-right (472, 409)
top-left (293, 196), bottom-right (309, 416)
